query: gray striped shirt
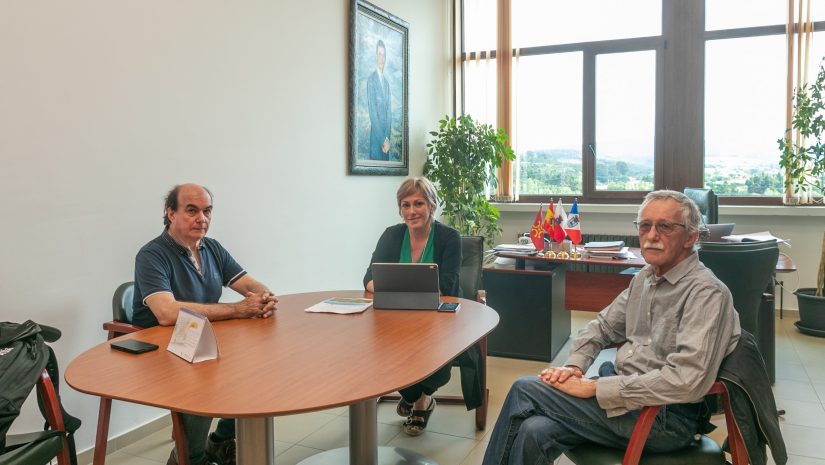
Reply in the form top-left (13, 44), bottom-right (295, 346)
top-left (565, 252), bottom-right (741, 417)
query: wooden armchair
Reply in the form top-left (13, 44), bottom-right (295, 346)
top-left (565, 381), bottom-right (747, 465)
top-left (95, 282), bottom-right (189, 465)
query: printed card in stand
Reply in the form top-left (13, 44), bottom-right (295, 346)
top-left (167, 308), bottom-right (219, 363)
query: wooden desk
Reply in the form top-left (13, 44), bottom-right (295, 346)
top-left (65, 290), bottom-right (498, 465)
top-left (497, 248), bottom-right (796, 312)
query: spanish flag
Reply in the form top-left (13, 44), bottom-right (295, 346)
top-left (542, 199), bottom-right (555, 238)
top-left (530, 206), bottom-right (545, 251)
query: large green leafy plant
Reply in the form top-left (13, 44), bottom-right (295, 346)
top-left (424, 114), bottom-right (515, 247)
top-left (778, 59), bottom-right (825, 203)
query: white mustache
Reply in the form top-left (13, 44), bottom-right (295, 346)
top-left (643, 241), bottom-right (664, 250)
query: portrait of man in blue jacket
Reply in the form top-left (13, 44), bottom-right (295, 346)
top-left (367, 39), bottom-right (391, 160)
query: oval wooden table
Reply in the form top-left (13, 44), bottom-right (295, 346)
top-left (65, 290), bottom-right (499, 465)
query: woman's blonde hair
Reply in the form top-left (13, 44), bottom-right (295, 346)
top-left (396, 177), bottom-right (438, 221)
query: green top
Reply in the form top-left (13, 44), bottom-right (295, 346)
top-left (399, 225), bottom-right (436, 263)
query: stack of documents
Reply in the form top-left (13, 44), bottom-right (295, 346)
top-left (721, 231), bottom-right (790, 246)
top-left (583, 241), bottom-right (625, 252)
top-left (586, 246), bottom-right (631, 258)
top-left (493, 243), bottom-right (538, 254)
top-left (305, 297), bottom-right (373, 314)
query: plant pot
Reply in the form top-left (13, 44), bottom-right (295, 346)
top-left (794, 288), bottom-right (825, 337)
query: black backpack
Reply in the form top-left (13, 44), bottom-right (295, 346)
top-left (0, 321), bottom-right (81, 465)
top-left (0, 320), bottom-right (50, 452)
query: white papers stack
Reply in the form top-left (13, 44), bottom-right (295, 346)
top-left (721, 231), bottom-right (790, 246)
top-left (583, 241), bottom-right (625, 251)
top-left (586, 246), bottom-right (630, 258)
top-left (493, 243), bottom-right (539, 254)
top-left (305, 297), bottom-right (373, 314)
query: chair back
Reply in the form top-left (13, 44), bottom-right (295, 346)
top-left (684, 187), bottom-right (718, 224)
top-left (459, 236), bottom-right (483, 300)
top-left (698, 243), bottom-right (778, 335)
top-left (698, 239), bottom-right (776, 251)
top-left (112, 281), bottom-right (135, 323)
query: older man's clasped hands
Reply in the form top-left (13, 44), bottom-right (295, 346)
top-left (538, 365), bottom-right (598, 399)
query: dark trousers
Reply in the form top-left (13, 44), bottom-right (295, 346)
top-left (174, 416), bottom-right (234, 463)
top-left (399, 363), bottom-right (452, 403)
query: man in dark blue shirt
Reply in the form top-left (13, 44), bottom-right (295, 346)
top-left (133, 183), bottom-right (277, 465)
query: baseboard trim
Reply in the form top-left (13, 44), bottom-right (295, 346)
top-left (77, 413), bottom-right (171, 464)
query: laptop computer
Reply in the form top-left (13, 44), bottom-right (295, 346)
top-left (705, 223), bottom-right (736, 241)
top-left (372, 263), bottom-right (441, 310)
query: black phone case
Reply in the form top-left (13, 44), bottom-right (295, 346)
top-left (438, 302), bottom-right (460, 312)
top-left (111, 339), bottom-right (159, 354)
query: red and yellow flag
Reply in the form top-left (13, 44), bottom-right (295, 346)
top-left (542, 199), bottom-right (555, 239)
top-left (530, 206), bottom-right (545, 251)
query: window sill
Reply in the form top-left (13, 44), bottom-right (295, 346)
top-left (492, 202), bottom-right (825, 217)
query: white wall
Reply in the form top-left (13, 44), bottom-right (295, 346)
top-left (0, 0), bottom-right (453, 451)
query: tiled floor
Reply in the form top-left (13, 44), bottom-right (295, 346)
top-left (84, 311), bottom-right (825, 465)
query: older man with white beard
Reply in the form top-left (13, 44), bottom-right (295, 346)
top-left (482, 190), bottom-right (741, 465)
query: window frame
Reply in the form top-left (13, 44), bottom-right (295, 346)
top-left (458, 0), bottom-right (825, 205)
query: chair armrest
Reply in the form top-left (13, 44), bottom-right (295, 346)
top-left (36, 370), bottom-right (71, 465)
top-left (103, 321), bottom-right (142, 339)
top-left (761, 292), bottom-right (774, 301)
top-left (622, 404), bottom-right (662, 465)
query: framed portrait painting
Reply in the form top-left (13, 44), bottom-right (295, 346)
top-left (349, 0), bottom-right (409, 175)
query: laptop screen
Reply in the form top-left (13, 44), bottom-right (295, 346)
top-left (372, 263), bottom-right (440, 293)
top-left (372, 263), bottom-right (440, 310)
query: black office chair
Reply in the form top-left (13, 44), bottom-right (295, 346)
top-left (446, 235), bottom-right (489, 430)
top-left (378, 236), bottom-right (490, 429)
top-left (684, 187), bottom-right (718, 224)
top-left (698, 241), bottom-right (779, 382)
top-left (2, 371), bottom-right (71, 465)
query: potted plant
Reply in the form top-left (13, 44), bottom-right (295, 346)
top-left (424, 114), bottom-right (515, 249)
top-left (794, 231), bottom-right (825, 337)
top-left (778, 58), bottom-right (825, 205)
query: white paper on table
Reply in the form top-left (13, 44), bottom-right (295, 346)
top-left (722, 231), bottom-right (790, 247)
top-left (167, 307), bottom-right (219, 363)
top-left (305, 298), bottom-right (373, 314)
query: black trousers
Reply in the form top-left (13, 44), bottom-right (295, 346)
top-left (399, 363), bottom-right (452, 403)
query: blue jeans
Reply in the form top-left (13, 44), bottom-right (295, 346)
top-left (481, 376), bottom-right (699, 465)
top-left (173, 416), bottom-right (234, 463)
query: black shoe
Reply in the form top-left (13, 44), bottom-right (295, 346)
top-left (166, 449), bottom-right (218, 465)
top-left (206, 437), bottom-right (237, 465)
top-left (396, 398), bottom-right (414, 417)
top-left (403, 398), bottom-right (436, 436)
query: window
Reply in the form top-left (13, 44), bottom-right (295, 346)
top-left (462, 0), bottom-right (662, 203)
top-left (595, 51), bottom-right (656, 192)
top-left (514, 53), bottom-right (582, 195)
top-left (704, 3), bottom-right (825, 198)
top-left (460, 0), bottom-right (824, 204)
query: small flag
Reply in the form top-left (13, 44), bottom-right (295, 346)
top-left (553, 199), bottom-right (568, 243)
top-left (542, 199), bottom-right (555, 239)
top-left (564, 199), bottom-right (582, 245)
top-left (529, 205), bottom-right (545, 251)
